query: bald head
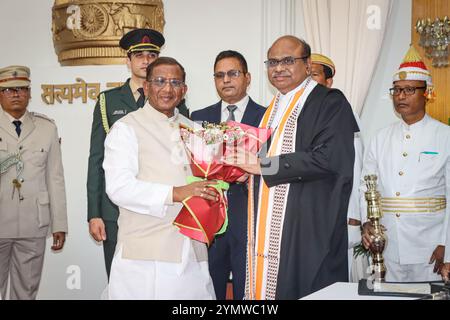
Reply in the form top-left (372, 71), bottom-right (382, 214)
top-left (268, 35), bottom-right (309, 57)
top-left (266, 35), bottom-right (312, 94)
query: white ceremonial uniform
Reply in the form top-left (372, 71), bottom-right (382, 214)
top-left (103, 105), bottom-right (215, 300)
top-left (360, 114), bottom-right (450, 282)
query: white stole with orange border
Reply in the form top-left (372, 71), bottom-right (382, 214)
top-left (245, 78), bottom-right (317, 300)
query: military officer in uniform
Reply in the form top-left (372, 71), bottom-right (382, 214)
top-left (87, 28), bottom-right (189, 279)
top-left (0, 65), bottom-right (68, 300)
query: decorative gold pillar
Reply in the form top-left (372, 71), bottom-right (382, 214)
top-left (412, 0), bottom-right (450, 124)
top-left (52, 0), bottom-right (165, 66)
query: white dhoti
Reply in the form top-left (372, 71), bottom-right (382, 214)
top-left (108, 238), bottom-right (216, 300)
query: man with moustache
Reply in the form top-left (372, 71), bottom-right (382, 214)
top-left (361, 46), bottom-right (450, 282)
top-left (103, 57), bottom-right (216, 299)
top-left (191, 50), bottom-right (265, 300)
top-left (228, 36), bottom-right (359, 299)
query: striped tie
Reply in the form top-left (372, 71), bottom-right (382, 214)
top-left (226, 105), bottom-right (237, 122)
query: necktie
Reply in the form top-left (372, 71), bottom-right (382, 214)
top-left (13, 120), bottom-right (22, 137)
top-left (136, 87), bottom-right (146, 108)
top-left (226, 105), bottom-right (237, 122)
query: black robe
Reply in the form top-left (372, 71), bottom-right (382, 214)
top-left (255, 84), bottom-right (359, 299)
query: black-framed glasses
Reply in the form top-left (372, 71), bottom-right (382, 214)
top-left (264, 55), bottom-right (309, 68)
top-left (148, 77), bottom-right (185, 88)
top-left (0, 87), bottom-right (30, 96)
top-left (389, 86), bottom-right (426, 96)
top-left (213, 70), bottom-right (244, 79)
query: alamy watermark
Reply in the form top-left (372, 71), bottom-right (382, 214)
top-left (66, 5), bottom-right (81, 30)
top-left (66, 265), bottom-right (81, 290)
top-left (367, 5), bottom-right (382, 30)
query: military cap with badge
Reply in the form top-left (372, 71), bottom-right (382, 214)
top-left (119, 28), bottom-right (165, 55)
top-left (0, 65), bottom-right (31, 96)
top-left (98, 28), bottom-right (166, 133)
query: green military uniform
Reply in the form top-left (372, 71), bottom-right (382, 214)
top-left (177, 99), bottom-right (190, 118)
top-left (87, 79), bottom-right (137, 278)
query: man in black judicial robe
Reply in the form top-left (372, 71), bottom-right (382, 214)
top-left (228, 35), bottom-right (359, 299)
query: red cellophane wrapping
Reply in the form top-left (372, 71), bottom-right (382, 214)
top-left (173, 121), bottom-right (271, 245)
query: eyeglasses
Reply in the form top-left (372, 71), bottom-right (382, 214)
top-left (148, 77), bottom-right (185, 88)
top-left (213, 70), bottom-right (244, 79)
top-left (389, 86), bottom-right (426, 96)
top-left (264, 56), bottom-right (309, 68)
top-left (0, 87), bottom-right (29, 96)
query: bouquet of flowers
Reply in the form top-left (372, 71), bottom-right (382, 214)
top-left (173, 121), bottom-right (271, 245)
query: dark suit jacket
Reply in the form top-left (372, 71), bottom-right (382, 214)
top-left (257, 85), bottom-right (359, 299)
top-left (191, 97), bottom-right (265, 238)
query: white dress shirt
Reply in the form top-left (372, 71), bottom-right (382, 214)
top-left (221, 95), bottom-right (249, 123)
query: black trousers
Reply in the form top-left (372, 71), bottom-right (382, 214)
top-left (208, 229), bottom-right (246, 300)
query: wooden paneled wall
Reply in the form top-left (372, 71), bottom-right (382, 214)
top-left (412, 0), bottom-right (450, 125)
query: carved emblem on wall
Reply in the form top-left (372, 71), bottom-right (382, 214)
top-left (52, 0), bottom-right (165, 66)
top-left (73, 4), bottom-right (109, 38)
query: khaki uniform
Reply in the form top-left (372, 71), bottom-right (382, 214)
top-left (0, 110), bottom-right (67, 299)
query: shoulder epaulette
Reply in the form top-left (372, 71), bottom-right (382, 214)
top-left (98, 82), bottom-right (127, 134)
top-left (30, 112), bottom-right (55, 123)
top-left (101, 85), bottom-right (122, 95)
top-left (99, 93), bottom-right (110, 134)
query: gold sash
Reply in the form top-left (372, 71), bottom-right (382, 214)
top-left (381, 197), bottom-right (446, 213)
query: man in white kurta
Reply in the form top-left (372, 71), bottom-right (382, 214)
top-left (361, 46), bottom-right (450, 282)
top-left (103, 57), bottom-right (216, 299)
